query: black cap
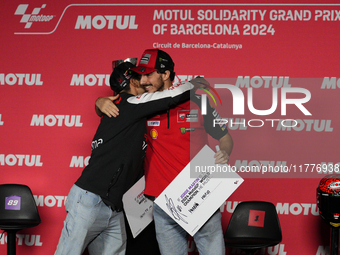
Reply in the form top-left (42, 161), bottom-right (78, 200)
top-left (109, 61), bottom-right (136, 93)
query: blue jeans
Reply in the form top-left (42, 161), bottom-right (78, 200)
top-left (55, 185), bottom-right (126, 255)
top-left (153, 203), bottom-right (225, 255)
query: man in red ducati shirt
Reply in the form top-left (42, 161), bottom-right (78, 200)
top-left (96, 49), bottom-right (233, 255)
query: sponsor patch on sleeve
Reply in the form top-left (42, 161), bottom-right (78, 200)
top-left (147, 120), bottom-right (160, 126)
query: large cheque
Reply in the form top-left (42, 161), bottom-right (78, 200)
top-left (154, 144), bottom-right (244, 236)
top-left (122, 176), bottom-right (154, 238)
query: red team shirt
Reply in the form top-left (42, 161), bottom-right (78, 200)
top-left (144, 95), bottom-right (228, 197)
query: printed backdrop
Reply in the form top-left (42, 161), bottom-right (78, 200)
top-left (1, 0), bottom-right (340, 254)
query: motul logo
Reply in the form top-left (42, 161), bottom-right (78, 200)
top-left (0, 154), bottom-right (43, 167)
top-left (0, 73), bottom-right (43, 85)
top-left (34, 195), bottom-right (67, 207)
top-left (69, 156), bottom-right (90, 167)
top-left (30, 115), bottom-right (83, 127)
top-left (75, 15), bottom-right (138, 29)
top-left (220, 201), bottom-right (319, 216)
top-left (0, 234), bottom-right (43, 246)
top-left (70, 74), bottom-right (110, 86)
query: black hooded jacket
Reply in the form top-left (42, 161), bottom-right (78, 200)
top-left (75, 81), bottom-right (193, 211)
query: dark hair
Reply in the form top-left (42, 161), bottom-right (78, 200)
top-left (157, 70), bottom-right (176, 82)
top-left (119, 71), bottom-right (141, 93)
top-left (127, 70), bottom-right (141, 82)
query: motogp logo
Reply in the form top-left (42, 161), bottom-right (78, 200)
top-left (15, 4), bottom-right (54, 29)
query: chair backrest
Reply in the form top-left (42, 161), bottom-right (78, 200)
top-left (224, 201), bottom-right (282, 249)
top-left (0, 184), bottom-right (41, 230)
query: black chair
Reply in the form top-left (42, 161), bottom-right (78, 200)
top-left (0, 184), bottom-right (41, 255)
top-left (224, 201), bottom-right (282, 255)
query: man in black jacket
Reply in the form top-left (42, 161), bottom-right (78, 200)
top-left (54, 60), bottom-right (196, 255)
